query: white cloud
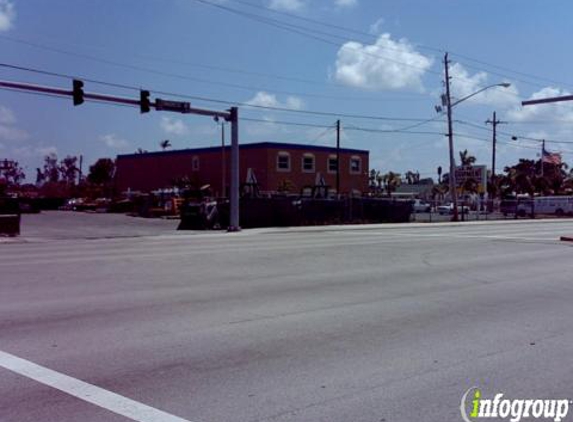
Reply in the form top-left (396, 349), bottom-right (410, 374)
top-left (369, 18), bottom-right (384, 35)
top-left (0, 105), bottom-right (16, 125)
top-left (0, 125), bottom-right (28, 142)
top-left (0, 0), bottom-right (15, 31)
top-left (505, 87), bottom-right (573, 155)
top-left (507, 86), bottom-right (573, 124)
top-left (0, 105), bottom-right (28, 141)
top-left (245, 116), bottom-right (283, 137)
top-left (285, 96), bottom-right (304, 110)
top-left (333, 33), bottom-right (433, 91)
top-left (448, 62), bottom-right (519, 108)
top-left (160, 117), bottom-right (188, 136)
top-left (36, 146), bottom-right (58, 156)
top-left (335, 0), bottom-right (357, 8)
top-left (267, 0), bottom-right (305, 12)
top-left (13, 145), bottom-right (57, 158)
top-left (246, 91), bottom-right (305, 110)
top-left (100, 134), bottom-right (129, 149)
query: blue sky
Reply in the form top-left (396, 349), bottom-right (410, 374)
top-left (1, 0), bottom-right (573, 181)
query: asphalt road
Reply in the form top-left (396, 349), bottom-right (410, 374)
top-left (2, 213), bottom-right (573, 422)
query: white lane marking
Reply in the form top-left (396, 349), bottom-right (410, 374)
top-left (395, 232), bottom-right (556, 241)
top-left (0, 350), bottom-right (194, 422)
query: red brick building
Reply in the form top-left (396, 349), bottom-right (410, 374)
top-left (116, 142), bottom-right (369, 195)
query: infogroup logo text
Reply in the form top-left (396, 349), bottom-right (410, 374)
top-left (461, 387), bottom-right (571, 422)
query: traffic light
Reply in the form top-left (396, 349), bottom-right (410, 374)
top-left (140, 90), bottom-right (150, 113)
top-left (72, 79), bottom-right (84, 106)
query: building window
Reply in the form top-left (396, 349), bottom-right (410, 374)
top-left (302, 153), bottom-right (315, 173)
top-left (277, 152), bottom-right (291, 172)
top-left (350, 156), bottom-right (362, 174)
top-left (192, 156), bottom-right (200, 171)
top-left (327, 155), bottom-right (338, 174)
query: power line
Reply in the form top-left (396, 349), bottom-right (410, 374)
top-left (192, 0), bottom-right (443, 77)
top-left (310, 125), bottom-right (336, 144)
top-left (0, 56), bottom-right (425, 105)
top-left (241, 117), bottom-right (332, 129)
top-left (193, 0), bottom-right (568, 97)
top-left (455, 119), bottom-right (573, 145)
top-left (225, 0), bottom-right (380, 39)
top-left (5, 80), bottom-right (572, 156)
top-left (0, 34), bottom-right (430, 99)
top-left (450, 53), bottom-right (573, 92)
top-left (4, 4), bottom-right (569, 102)
top-left (0, 66), bottom-right (439, 122)
top-left (224, 0), bottom-right (573, 92)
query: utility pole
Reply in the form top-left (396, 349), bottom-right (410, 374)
top-left (336, 119), bottom-right (341, 195)
top-left (444, 53), bottom-right (459, 221)
top-left (78, 154), bottom-right (83, 184)
top-left (485, 111), bottom-right (506, 203)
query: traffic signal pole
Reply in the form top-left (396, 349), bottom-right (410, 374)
top-left (336, 119), bottom-right (340, 195)
top-left (228, 107), bottom-right (240, 232)
top-left (0, 78), bottom-right (241, 231)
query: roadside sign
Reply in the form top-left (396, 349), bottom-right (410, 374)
top-left (455, 165), bottom-right (487, 193)
top-left (155, 98), bottom-right (191, 113)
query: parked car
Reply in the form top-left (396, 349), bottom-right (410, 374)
top-left (437, 203), bottom-right (470, 215)
top-left (412, 199), bottom-right (431, 213)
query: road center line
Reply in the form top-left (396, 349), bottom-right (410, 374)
top-left (0, 350), bottom-right (194, 422)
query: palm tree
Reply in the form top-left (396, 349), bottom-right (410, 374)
top-left (432, 184), bottom-right (448, 202)
top-left (462, 178), bottom-right (478, 194)
top-left (404, 170), bottom-right (415, 185)
top-left (160, 139), bottom-right (172, 150)
top-left (382, 171), bottom-right (401, 196)
top-left (459, 149), bottom-right (476, 167)
top-left (369, 169), bottom-right (377, 189)
top-left (375, 171), bottom-right (384, 194)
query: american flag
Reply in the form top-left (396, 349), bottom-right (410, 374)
top-left (542, 147), bottom-right (562, 165)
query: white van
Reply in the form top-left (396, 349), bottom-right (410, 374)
top-left (532, 196), bottom-right (573, 216)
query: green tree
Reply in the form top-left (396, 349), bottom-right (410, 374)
top-left (59, 155), bottom-right (79, 186)
top-left (0, 160), bottom-right (25, 186)
top-left (88, 158), bottom-right (116, 186)
top-left (42, 153), bottom-right (60, 183)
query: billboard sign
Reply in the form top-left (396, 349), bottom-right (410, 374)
top-left (455, 165), bottom-right (487, 193)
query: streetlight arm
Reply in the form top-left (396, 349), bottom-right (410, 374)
top-left (450, 83), bottom-right (511, 108)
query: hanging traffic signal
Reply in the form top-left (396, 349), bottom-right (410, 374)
top-left (72, 79), bottom-right (84, 106)
top-left (140, 90), bottom-right (150, 113)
